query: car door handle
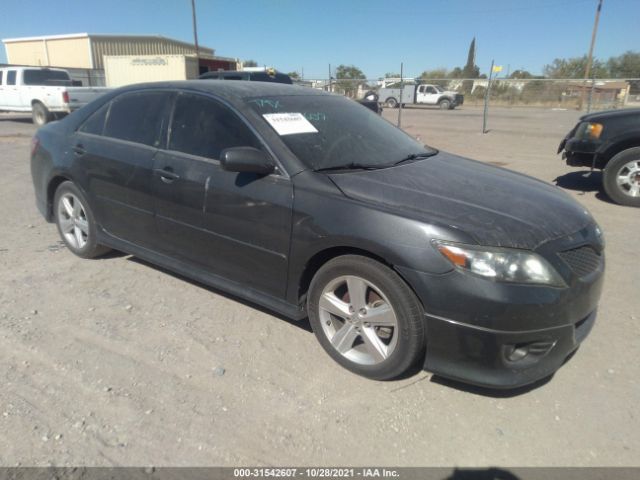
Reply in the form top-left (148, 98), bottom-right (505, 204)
top-left (72, 144), bottom-right (86, 155)
top-left (154, 168), bottom-right (180, 183)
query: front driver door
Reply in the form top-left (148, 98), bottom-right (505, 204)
top-left (153, 92), bottom-right (293, 299)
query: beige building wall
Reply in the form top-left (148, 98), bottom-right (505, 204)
top-left (44, 37), bottom-right (92, 68)
top-left (91, 36), bottom-right (213, 70)
top-left (4, 34), bottom-right (214, 70)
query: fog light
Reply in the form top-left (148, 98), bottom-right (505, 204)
top-left (504, 340), bottom-right (557, 364)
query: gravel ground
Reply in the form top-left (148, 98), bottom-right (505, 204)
top-left (0, 106), bottom-right (638, 467)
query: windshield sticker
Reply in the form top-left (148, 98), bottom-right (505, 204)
top-left (263, 113), bottom-right (318, 136)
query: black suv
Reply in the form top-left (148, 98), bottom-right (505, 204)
top-left (559, 108), bottom-right (640, 206)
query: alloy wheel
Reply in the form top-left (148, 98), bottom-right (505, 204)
top-left (318, 275), bottom-right (399, 365)
top-left (57, 193), bottom-right (89, 249)
top-left (616, 159), bottom-right (640, 197)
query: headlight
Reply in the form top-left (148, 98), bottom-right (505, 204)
top-left (577, 122), bottom-right (603, 139)
top-left (434, 241), bottom-right (566, 287)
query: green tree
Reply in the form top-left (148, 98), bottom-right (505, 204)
top-left (243, 60), bottom-right (258, 67)
top-left (384, 72), bottom-right (401, 78)
top-left (509, 69), bottom-right (534, 79)
top-left (335, 64), bottom-right (366, 97)
top-left (543, 56), bottom-right (608, 79)
top-left (462, 37), bottom-right (480, 78)
top-left (607, 51), bottom-right (640, 78)
top-left (287, 71), bottom-right (300, 80)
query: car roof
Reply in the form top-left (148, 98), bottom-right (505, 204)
top-left (115, 80), bottom-right (328, 106)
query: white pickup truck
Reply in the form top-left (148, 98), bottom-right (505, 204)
top-left (0, 67), bottom-right (109, 125)
top-left (378, 83), bottom-right (464, 110)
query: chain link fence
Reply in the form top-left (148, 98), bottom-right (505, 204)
top-left (297, 77), bottom-right (640, 112)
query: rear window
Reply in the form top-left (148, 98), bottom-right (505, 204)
top-left (79, 103), bottom-right (110, 136)
top-left (23, 69), bottom-right (71, 85)
top-left (104, 91), bottom-right (171, 147)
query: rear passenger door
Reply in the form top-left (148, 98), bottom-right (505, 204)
top-left (74, 90), bottom-right (172, 247)
top-left (153, 92), bottom-right (293, 298)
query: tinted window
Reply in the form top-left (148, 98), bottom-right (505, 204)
top-left (79, 103), bottom-right (110, 135)
top-left (104, 91), bottom-right (170, 147)
top-left (7, 71), bottom-right (16, 85)
top-left (426, 87), bottom-right (437, 94)
top-left (0, 71), bottom-right (3, 85)
top-left (222, 75), bottom-right (244, 80)
top-left (23, 69), bottom-right (71, 85)
top-left (169, 94), bottom-right (261, 160)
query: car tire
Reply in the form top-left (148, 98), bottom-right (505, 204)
top-left (438, 99), bottom-right (451, 110)
top-left (385, 97), bottom-right (398, 108)
top-left (307, 255), bottom-right (426, 380)
top-left (54, 181), bottom-right (111, 258)
top-left (32, 102), bottom-right (52, 126)
top-left (603, 147), bottom-right (640, 207)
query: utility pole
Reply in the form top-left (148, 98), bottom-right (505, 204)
top-left (580, 0), bottom-right (603, 111)
top-left (328, 64), bottom-right (332, 92)
top-left (190, 0), bottom-right (200, 62)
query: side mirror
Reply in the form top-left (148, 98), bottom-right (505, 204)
top-left (220, 147), bottom-right (275, 175)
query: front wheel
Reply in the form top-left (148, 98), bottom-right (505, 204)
top-left (307, 255), bottom-right (426, 380)
top-left (54, 181), bottom-right (111, 258)
top-left (603, 147), bottom-right (640, 207)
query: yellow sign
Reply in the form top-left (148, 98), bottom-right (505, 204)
top-left (492, 65), bottom-right (503, 73)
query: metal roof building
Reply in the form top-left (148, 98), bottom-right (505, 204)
top-left (2, 33), bottom-right (217, 70)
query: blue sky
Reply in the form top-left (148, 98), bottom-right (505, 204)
top-left (1, 0), bottom-right (638, 78)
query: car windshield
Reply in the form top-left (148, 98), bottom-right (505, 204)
top-left (23, 69), bottom-right (71, 85)
top-left (246, 95), bottom-right (435, 171)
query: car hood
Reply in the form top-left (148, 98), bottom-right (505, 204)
top-left (327, 152), bottom-right (593, 250)
top-left (580, 107), bottom-right (640, 122)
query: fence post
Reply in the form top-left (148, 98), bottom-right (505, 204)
top-left (482, 60), bottom-right (494, 134)
top-left (397, 62), bottom-right (404, 128)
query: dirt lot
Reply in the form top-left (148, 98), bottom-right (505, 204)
top-left (0, 106), bottom-right (638, 467)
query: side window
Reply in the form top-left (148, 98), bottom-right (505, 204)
top-left (104, 91), bottom-right (170, 147)
top-left (0, 71), bottom-right (4, 85)
top-left (418, 85), bottom-right (426, 93)
top-left (7, 70), bottom-right (16, 85)
top-left (78, 102), bottom-right (110, 135)
top-left (169, 94), bottom-right (261, 160)
top-left (426, 86), bottom-right (437, 94)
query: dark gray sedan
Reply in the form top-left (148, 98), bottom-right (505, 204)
top-left (30, 81), bottom-right (604, 388)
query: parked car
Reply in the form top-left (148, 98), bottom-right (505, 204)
top-left (559, 108), bottom-right (640, 207)
top-left (0, 67), bottom-right (109, 125)
top-left (378, 83), bottom-right (464, 110)
top-left (31, 81), bottom-right (604, 388)
top-left (199, 68), bottom-right (293, 84)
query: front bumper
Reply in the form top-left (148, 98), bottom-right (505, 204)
top-left (396, 231), bottom-right (604, 389)
top-left (423, 309), bottom-right (596, 389)
top-left (560, 137), bottom-right (605, 169)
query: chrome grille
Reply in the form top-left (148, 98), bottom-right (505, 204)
top-left (558, 246), bottom-right (601, 277)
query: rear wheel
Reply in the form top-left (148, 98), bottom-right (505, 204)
top-left (603, 147), bottom-right (640, 207)
top-left (54, 181), bottom-right (111, 258)
top-left (32, 102), bottom-right (52, 126)
top-left (385, 97), bottom-right (398, 108)
top-left (307, 255), bottom-right (425, 380)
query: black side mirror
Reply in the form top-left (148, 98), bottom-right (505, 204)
top-left (220, 147), bottom-right (275, 175)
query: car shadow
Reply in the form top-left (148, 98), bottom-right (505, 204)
top-left (553, 170), bottom-right (617, 205)
top-left (0, 116), bottom-right (33, 124)
top-left (443, 467), bottom-right (521, 480)
top-left (428, 373), bottom-right (553, 397)
top-left (125, 255), bottom-right (313, 333)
